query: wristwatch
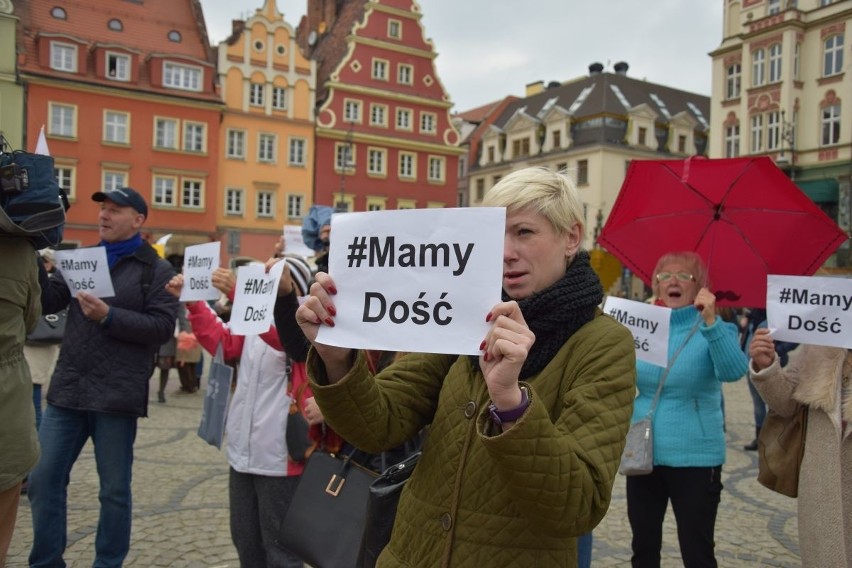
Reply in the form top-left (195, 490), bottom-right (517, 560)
top-left (489, 386), bottom-right (530, 427)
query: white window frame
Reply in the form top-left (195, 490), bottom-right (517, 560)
top-left (272, 86), bottom-right (287, 110)
top-left (370, 104), bottom-right (388, 127)
top-left (768, 44), bottom-right (782, 83)
top-left (367, 147), bottom-right (387, 176)
top-left (153, 175), bottom-right (177, 206)
top-left (103, 110), bottom-right (130, 144)
top-left (250, 83), bottom-right (265, 107)
top-left (766, 111), bottom-right (781, 151)
top-left (182, 121), bottom-right (206, 153)
top-left (288, 138), bottom-right (306, 166)
top-left (163, 62), bottom-right (202, 92)
top-left (181, 178), bottom-right (203, 209)
top-left (724, 124), bottom-right (740, 158)
top-left (399, 152), bottom-right (416, 179)
top-left (287, 194), bottom-right (304, 219)
top-left (750, 114), bottom-right (764, 153)
top-left (793, 43), bottom-right (801, 81)
top-left (823, 34), bottom-right (844, 77)
top-left (106, 51), bottom-right (130, 81)
top-left (49, 102), bottom-right (76, 137)
top-left (335, 142), bottom-right (355, 171)
top-left (103, 170), bottom-right (128, 192)
top-left (344, 99), bottom-right (362, 123)
top-left (50, 42), bottom-right (77, 72)
top-left (154, 117), bottom-right (179, 150)
top-left (226, 128), bottom-right (246, 159)
top-left (420, 112), bottom-right (436, 134)
top-left (768, 0), bottom-right (781, 14)
top-left (397, 64), bottom-right (413, 85)
top-left (396, 108), bottom-right (412, 131)
top-left (54, 165), bottom-right (76, 199)
top-left (752, 48), bottom-right (766, 87)
top-left (372, 58), bottom-right (389, 81)
top-left (388, 19), bottom-right (402, 39)
top-left (726, 64), bottom-right (741, 99)
top-left (821, 103), bottom-right (841, 146)
top-left (225, 187), bottom-right (244, 215)
top-left (257, 191), bottom-right (275, 218)
top-left (427, 156), bottom-right (445, 182)
top-left (258, 133), bottom-right (277, 163)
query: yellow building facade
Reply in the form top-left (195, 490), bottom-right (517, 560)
top-left (217, 0), bottom-right (316, 265)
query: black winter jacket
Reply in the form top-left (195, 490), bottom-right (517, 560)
top-left (41, 241), bottom-right (178, 417)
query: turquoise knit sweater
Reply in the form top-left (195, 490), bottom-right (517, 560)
top-left (632, 306), bottom-right (748, 467)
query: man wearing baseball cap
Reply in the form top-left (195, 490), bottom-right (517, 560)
top-left (28, 187), bottom-right (178, 567)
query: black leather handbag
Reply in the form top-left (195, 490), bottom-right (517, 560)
top-left (278, 451), bottom-right (378, 568)
top-left (358, 451), bottom-right (420, 568)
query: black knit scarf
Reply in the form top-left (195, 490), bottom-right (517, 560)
top-left (474, 250), bottom-right (603, 380)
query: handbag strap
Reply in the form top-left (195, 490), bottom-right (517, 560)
top-left (646, 319), bottom-right (701, 419)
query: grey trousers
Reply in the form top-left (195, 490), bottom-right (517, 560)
top-left (229, 467), bottom-right (303, 568)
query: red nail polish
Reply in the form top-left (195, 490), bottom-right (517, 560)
top-left (327, 305), bottom-right (336, 316)
top-left (485, 312), bottom-right (492, 322)
top-left (479, 340), bottom-right (486, 351)
top-left (329, 285), bottom-right (338, 295)
top-left (324, 317), bottom-right (335, 327)
top-left (483, 352), bottom-right (491, 362)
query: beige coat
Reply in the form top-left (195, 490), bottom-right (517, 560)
top-left (751, 345), bottom-right (852, 567)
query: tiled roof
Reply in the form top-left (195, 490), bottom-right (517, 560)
top-left (491, 71), bottom-right (710, 131)
top-left (454, 98), bottom-right (508, 123)
top-left (14, 0), bottom-right (219, 101)
top-left (310, 0), bottom-right (367, 103)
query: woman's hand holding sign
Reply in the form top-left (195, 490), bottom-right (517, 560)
top-left (295, 272), bottom-right (355, 383)
top-left (480, 300), bottom-right (535, 419)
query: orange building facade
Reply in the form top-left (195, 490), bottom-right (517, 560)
top-left (216, 0), bottom-right (316, 265)
top-left (302, 0), bottom-right (463, 211)
top-left (14, 0), bottom-right (221, 255)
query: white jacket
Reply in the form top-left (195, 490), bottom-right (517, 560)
top-left (187, 302), bottom-right (297, 477)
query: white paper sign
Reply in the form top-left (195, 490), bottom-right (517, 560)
top-left (603, 296), bottom-right (671, 367)
top-left (766, 274), bottom-right (852, 349)
top-left (283, 225), bottom-right (315, 258)
top-left (180, 242), bottom-right (221, 302)
top-left (316, 208), bottom-right (505, 355)
top-left (229, 261), bottom-right (285, 335)
top-left (54, 247), bottom-right (115, 298)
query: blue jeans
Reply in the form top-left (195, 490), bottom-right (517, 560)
top-left (33, 384), bottom-right (43, 430)
top-left (28, 404), bottom-right (138, 568)
top-left (747, 374), bottom-right (767, 429)
top-left (577, 532), bottom-right (593, 568)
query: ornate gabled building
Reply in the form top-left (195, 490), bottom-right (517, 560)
top-left (466, 63), bottom-right (710, 252)
top-left (13, 0), bottom-right (222, 252)
top-left (709, 0), bottom-right (851, 267)
top-left (298, 0), bottom-right (463, 211)
top-left (217, 0), bottom-right (316, 265)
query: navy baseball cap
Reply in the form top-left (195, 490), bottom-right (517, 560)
top-left (92, 187), bottom-right (148, 217)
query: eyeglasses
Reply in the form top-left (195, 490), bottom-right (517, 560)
top-left (655, 271), bottom-right (695, 283)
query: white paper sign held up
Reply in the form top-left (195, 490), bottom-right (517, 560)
top-left (603, 296), bottom-right (672, 367)
top-left (229, 261), bottom-right (285, 335)
top-left (766, 274), bottom-right (852, 349)
top-left (180, 241), bottom-right (221, 302)
top-left (54, 247), bottom-right (115, 298)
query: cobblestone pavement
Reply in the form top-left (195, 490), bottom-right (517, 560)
top-left (8, 372), bottom-right (800, 567)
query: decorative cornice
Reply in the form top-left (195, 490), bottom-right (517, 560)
top-left (350, 36), bottom-right (435, 59)
top-left (324, 81), bottom-right (451, 109)
top-left (317, 127), bottom-right (464, 155)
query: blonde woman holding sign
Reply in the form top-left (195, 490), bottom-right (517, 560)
top-left (292, 167), bottom-right (636, 567)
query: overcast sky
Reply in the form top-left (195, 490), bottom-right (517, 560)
top-left (200, 0), bottom-right (724, 112)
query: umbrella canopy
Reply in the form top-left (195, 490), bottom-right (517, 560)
top-left (598, 156), bottom-right (848, 308)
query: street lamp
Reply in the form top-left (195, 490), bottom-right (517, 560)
top-left (776, 109), bottom-right (797, 181)
top-left (337, 121), bottom-right (355, 212)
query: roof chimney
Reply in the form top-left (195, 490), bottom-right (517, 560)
top-left (589, 62), bottom-right (604, 75)
top-left (525, 80), bottom-right (544, 96)
top-left (614, 61), bottom-right (629, 75)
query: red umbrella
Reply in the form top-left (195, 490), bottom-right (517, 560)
top-left (598, 156), bottom-right (848, 308)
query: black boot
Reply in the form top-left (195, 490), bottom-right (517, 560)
top-left (743, 427), bottom-right (759, 451)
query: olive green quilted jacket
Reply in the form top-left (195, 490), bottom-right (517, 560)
top-left (308, 310), bottom-right (636, 567)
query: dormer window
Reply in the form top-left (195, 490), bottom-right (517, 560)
top-left (50, 42), bottom-right (77, 73)
top-left (167, 30), bottom-right (182, 43)
top-left (51, 7), bottom-right (67, 19)
top-left (106, 52), bottom-right (130, 81)
top-left (108, 19), bottom-right (123, 31)
top-left (163, 62), bottom-right (201, 92)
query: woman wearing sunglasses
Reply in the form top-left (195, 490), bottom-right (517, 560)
top-left (626, 251), bottom-right (747, 568)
